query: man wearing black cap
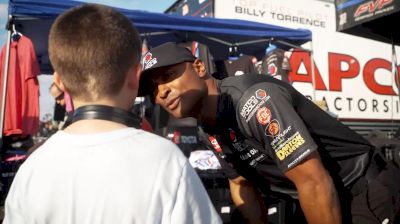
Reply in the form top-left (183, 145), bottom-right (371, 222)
top-left (139, 42), bottom-right (400, 224)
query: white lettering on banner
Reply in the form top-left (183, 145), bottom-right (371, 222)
top-left (214, 0), bottom-right (400, 120)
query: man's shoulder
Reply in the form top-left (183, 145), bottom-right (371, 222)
top-left (219, 75), bottom-right (289, 98)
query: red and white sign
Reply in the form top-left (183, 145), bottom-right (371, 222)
top-left (215, 0), bottom-right (400, 120)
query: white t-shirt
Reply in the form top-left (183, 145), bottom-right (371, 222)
top-left (4, 128), bottom-right (221, 224)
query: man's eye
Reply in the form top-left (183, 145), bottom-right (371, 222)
top-left (161, 72), bottom-right (174, 81)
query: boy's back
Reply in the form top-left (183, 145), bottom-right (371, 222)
top-left (3, 4), bottom-right (221, 224)
top-left (5, 128), bottom-right (219, 224)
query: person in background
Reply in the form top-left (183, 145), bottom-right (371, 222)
top-left (49, 82), bottom-right (65, 107)
top-left (138, 42), bottom-right (400, 224)
top-left (49, 82), bottom-right (74, 129)
top-left (4, 5), bottom-right (220, 224)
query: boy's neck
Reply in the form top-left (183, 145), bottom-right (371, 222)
top-left (74, 98), bottom-right (131, 111)
top-left (63, 98), bottom-right (134, 134)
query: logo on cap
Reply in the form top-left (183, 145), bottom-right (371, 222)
top-left (143, 52), bottom-right (157, 70)
top-left (268, 63), bottom-right (277, 76)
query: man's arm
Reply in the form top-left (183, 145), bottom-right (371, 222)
top-left (229, 176), bottom-right (268, 223)
top-left (284, 151), bottom-right (341, 224)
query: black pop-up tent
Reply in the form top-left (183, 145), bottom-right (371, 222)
top-left (1, 0), bottom-right (312, 142)
top-left (7, 0), bottom-right (312, 72)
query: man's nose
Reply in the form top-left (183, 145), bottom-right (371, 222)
top-left (157, 84), bottom-right (170, 99)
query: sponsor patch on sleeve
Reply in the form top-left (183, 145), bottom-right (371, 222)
top-left (265, 119), bottom-right (280, 137)
top-left (275, 132), bottom-right (305, 161)
top-left (255, 89), bottom-right (267, 100)
top-left (256, 107), bottom-right (271, 125)
top-left (240, 89), bottom-right (271, 122)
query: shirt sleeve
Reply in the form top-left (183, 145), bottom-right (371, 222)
top-left (236, 82), bottom-right (318, 172)
top-left (170, 161), bottom-right (222, 224)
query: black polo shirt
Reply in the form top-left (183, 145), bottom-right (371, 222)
top-left (204, 74), bottom-right (373, 197)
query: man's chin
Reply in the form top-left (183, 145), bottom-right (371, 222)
top-left (171, 112), bottom-right (184, 119)
top-left (171, 109), bottom-right (191, 119)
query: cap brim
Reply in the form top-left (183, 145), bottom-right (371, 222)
top-left (138, 60), bottom-right (195, 97)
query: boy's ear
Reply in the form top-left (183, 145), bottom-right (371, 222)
top-left (193, 59), bottom-right (207, 78)
top-left (53, 72), bottom-right (66, 92)
top-left (127, 63), bottom-right (142, 90)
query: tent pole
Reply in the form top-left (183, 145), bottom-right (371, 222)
top-left (199, 34), bottom-right (233, 46)
top-left (310, 41), bottom-right (317, 101)
top-left (274, 39), bottom-right (310, 52)
top-left (0, 16), bottom-right (13, 149)
top-left (392, 40), bottom-right (399, 124)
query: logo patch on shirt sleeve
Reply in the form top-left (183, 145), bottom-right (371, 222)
top-left (275, 132), bottom-right (305, 161)
top-left (255, 89), bottom-right (267, 100)
top-left (240, 90), bottom-right (271, 122)
top-left (256, 107), bottom-right (271, 125)
top-left (265, 119), bottom-right (280, 137)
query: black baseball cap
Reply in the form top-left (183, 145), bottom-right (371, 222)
top-left (138, 42), bottom-right (196, 96)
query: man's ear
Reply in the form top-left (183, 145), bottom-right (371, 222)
top-left (127, 63), bottom-right (142, 90)
top-left (193, 59), bottom-right (207, 78)
top-left (53, 72), bottom-right (66, 92)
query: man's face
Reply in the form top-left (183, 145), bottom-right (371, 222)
top-left (150, 62), bottom-right (207, 119)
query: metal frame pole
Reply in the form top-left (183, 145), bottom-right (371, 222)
top-left (310, 41), bottom-right (316, 101)
top-left (0, 16), bottom-right (14, 148)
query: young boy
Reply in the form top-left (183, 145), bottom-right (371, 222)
top-left (4, 5), bottom-right (220, 224)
